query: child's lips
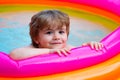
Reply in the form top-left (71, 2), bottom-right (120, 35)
top-left (51, 42), bottom-right (62, 44)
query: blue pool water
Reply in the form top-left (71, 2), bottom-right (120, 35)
top-left (0, 26), bottom-right (31, 53)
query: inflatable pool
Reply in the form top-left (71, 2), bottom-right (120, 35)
top-left (0, 0), bottom-right (120, 80)
top-left (0, 26), bottom-right (120, 76)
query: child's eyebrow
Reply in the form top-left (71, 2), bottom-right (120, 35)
top-left (43, 27), bottom-right (66, 31)
top-left (43, 29), bottom-right (52, 32)
top-left (43, 28), bottom-right (52, 31)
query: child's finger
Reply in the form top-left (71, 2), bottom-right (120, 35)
top-left (64, 48), bottom-right (71, 54)
top-left (90, 41), bottom-right (94, 49)
top-left (98, 44), bottom-right (102, 50)
top-left (61, 49), bottom-right (69, 56)
top-left (94, 42), bottom-right (99, 50)
top-left (56, 50), bottom-right (63, 57)
top-left (98, 43), bottom-right (104, 50)
top-left (82, 43), bottom-right (88, 46)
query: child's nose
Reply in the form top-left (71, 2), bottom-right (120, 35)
top-left (53, 33), bottom-right (60, 40)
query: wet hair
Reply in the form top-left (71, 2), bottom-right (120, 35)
top-left (29, 10), bottom-right (70, 48)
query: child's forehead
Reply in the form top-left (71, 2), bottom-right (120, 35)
top-left (43, 26), bottom-right (66, 30)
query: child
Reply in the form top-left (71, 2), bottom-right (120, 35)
top-left (9, 10), bottom-right (103, 60)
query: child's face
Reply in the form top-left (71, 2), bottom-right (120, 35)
top-left (35, 26), bottom-right (68, 49)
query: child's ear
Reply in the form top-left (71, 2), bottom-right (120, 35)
top-left (33, 38), bottom-right (39, 44)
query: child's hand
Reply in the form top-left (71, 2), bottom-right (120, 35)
top-left (82, 41), bottom-right (104, 50)
top-left (50, 48), bottom-right (71, 56)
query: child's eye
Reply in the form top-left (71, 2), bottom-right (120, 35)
top-left (59, 31), bottom-right (65, 34)
top-left (46, 31), bottom-right (53, 34)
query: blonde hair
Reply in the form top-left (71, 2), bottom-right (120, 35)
top-left (29, 10), bottom-right (70, 48)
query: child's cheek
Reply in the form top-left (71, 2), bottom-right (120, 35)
top-left (63, 37), bottom-right (68, 43)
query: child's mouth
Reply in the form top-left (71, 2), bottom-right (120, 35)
top-left (51, 42), bottom-right (62, 44)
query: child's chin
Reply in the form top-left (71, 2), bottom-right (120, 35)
top-left (51, 45), bottom-right (65, 49)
